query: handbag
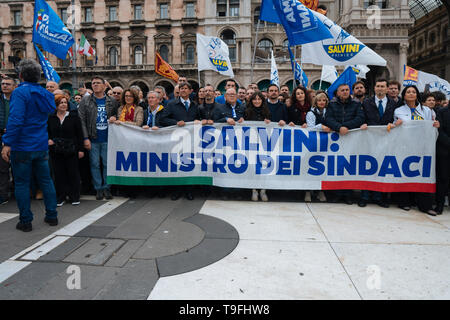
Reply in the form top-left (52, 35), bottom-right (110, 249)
top-left (53, 137), bottom-right (77, 155)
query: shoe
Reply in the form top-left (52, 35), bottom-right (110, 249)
top-left (57, 200), bottom-right (65, 207)
top-left (104, 189), bottom-right (113, 200)
top-left (398, 205), bottom-right (411, 211)
top-left (304, 191), bottom-right (311, 202)
top-left (358, 199), bottom-right (367, 207)
top-left (425, 209), bottom-right (437, 216)
top-left (35, 190), bottom-right (43, 200)
top-left (71, 201), bottom-right (80, 206)
top-left (185, 192), bottom-right (194, 200)
top-left (44, 217), bottom-right (58, 226)
top-left (96, 190), bottom-right (104, 200)
top-left (318, 191), bottom-right (326, 202)
top-left (171, 192), bottom-right (181, 201)
top-left (375, 200), bottom-right (389, 208)
top-left (345, 197), bottom-right (353, 205)
top-left (16, 221), bottom-right (32, 232)
top-left (434, 205), bottom-right (443, 215)
top-left (0, 197), bottom-right (8, 205)
top-left (260, 189), bottom-right (268, 202)
top-left (251, 189), bottom-right (259, 202)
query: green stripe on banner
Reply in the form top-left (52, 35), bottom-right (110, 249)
top-left (107, 176), bottom-right (213, 186)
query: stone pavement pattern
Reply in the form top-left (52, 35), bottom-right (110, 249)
top-left (0, 193), bottom-right (449, 300)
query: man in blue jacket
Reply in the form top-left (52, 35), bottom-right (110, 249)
top-left (1, 59), bottom-right (58, 232)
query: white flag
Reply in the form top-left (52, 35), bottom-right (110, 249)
top-left (301, 12), bottom-right (386, 66)
top-left (196, 33), bottom-right (234, 77)
top-left (346, 65), bottom-right (370, 79)
top-left (417, 70), bottom-right (450, 99)
top-left (320, 65), bottom-right (338, 83)
top-left (270, 50), bottom-right (279, 86)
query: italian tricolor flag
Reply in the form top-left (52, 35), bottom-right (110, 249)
top-left (78, 34), bottom-right (95, 57)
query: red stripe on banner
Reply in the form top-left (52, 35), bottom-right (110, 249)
top-left (321, 181), bottom-right (436, 193)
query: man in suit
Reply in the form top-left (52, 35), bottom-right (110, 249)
top-left (359, 78), bottom-right (397, 208)
top-left (159, 81), bottom-right (200, 201)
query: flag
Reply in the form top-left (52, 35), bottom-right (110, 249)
top-left (288, 46), bottom-right (308, 87)
top-left (270, 0), bottom-right (333, 46)
top-left (301, 11), bottom-right (386, 66)
top-left (404, 66), bottom-right (450, 99)
top-left (32, 0), bottom-right (74, 59)
top-left (78, 34), bottom-right (95, 57)
top-left (321, 65), bottom-right (338, 83)
top-left (348, 65), bottom-right (370, 79)
top-left (196, 33), bottom-right (234, 77)
top-left (155, 52), bottom-right (179, 82)
top-left (270, 50), bottom-right (279, 86)
top-left (34, 44), bottom-right (60, 83)
top-left (260, 0), bottom-right (320, 23)
top-left (327, 67), bottom-right (357, 100)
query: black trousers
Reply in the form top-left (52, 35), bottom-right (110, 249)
top-left (51, 153), bottom-right (80, 203)
top-left (0, 147), bottom-right (9, 199)
top-left (436, 153), bottom-right (450, 206)
top-left (78, 149), bottom-right (93, 194)
top-left (396, 192), bottom-right (433, 212)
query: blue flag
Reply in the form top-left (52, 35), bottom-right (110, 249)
top-left (33, 0), bottom-right (74, 59)
top-left (287, 46), bottom-right (308, 87)
top-left (34, 44), bottom-right (60, 83)
top-left (260, 0), bottom-right (280, 24)
top-left (268, 0), bottom-right (332, 46)
top-left (327, 67), bottom-right (357, 100)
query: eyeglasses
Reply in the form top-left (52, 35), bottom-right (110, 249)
top-left (113, 92), bottom-right (122, 95)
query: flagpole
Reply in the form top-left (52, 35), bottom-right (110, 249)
top-left (71, 0), bottom-right (77, 93)
top-left (319, 66), bottom-right (323, 90)
top-left (251, 20), bottom-right (261, 83)
top-left (198, 70), bottom-right (201, 88)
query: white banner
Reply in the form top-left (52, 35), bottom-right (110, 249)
top-left (107, 122), bottom-right (437, 192)
top-left (196, 33), bottom-right (234, 77)
top-left (301, 11), bottom-right (386, 66)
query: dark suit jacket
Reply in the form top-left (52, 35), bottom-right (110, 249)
top-left (212, 102), bottom-right (246, 123)
top-left (437, 107), bottom-right (450, 156)
top-left (198, 102), bottom-right (224, 120)
top-left (362, 96), bottom-right (397, 125)
top-left (158, 98), bottom-right (200, 127)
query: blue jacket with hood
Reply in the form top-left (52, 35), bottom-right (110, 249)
top-left (2, 81), bottom-right (56, 151)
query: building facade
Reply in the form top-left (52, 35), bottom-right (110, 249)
top-left (0, 0), bottom-right (419, 95)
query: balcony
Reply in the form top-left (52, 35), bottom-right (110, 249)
top-left (9, 25), bottom-right (25, 35)
top-left (181, 17), bottom-right (198, 27)
top-left (155, 19), bottom-right (171, 28)
top-left (80, 22), bottom-right (95, 32)
top-left (104, 20), bottom-right (120, 30)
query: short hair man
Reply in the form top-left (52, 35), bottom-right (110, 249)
top-left (359, 78), bottom-right (398, 208)
top-left (267, 84), bottom-right (288, 126)
top-left (0, 76), bottom-right (17, 205)
top-left (215, 79), bottom-right (242, 105)
top-left (78, 76), bottom-right (119, 200)
top-left (325, 83), bottom-right (366, 205)
top-left (198, 84), bottom-right (222, 124)
top-left (387, 80), bottom-right (401, 104)
top-left (173, 85), bottom-right (180, 99)
top-left (352, 81), bottom-right (366, 103)
top-left (112, 86), bottom-right (123, 103)
top-left (238, 87), bottom-right (247, 102)
top-left (142, 91), bottom-right (165, 130)
top-left (280, 84), bottom-right (290, 96)
top-left (1, 59), bottom-right (58, 231)
top-left (212, 88), bottom-right (245, 125)
top-left (46, 81), bottom-right (59, 93)
top-left (154, 85), bottom-right (168, 106)
top-left (432, 91), bottom-right (446, 110)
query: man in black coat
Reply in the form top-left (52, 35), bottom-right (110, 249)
top-left (198, 84), bottom-right (224, 123)
top-left (266, 84), bottom-right (288, 125)
top-left (359, 79), bottom-right (397, 208)
top-left (435, 106), bottom-right (450, 214)
top-left (158, 81), bottom-right (200, 201)
top-left (212, 88), bottom-right (245, 124)
top-left (325, 84), bottom-right (366, 205)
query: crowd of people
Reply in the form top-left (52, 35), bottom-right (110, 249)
top-left (1, 59), bottom-right (449, 232)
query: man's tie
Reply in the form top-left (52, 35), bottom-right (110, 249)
top-left (231, 106), bottom-right (236, 118)
top-left (147, 111), bottom-right (153, 126)
top-left (184, 101), bottom-right (189, 111)
top-left (378, 100), bottom-right (384, 119)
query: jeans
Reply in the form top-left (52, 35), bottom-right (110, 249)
top-left (10, 151), bottom-right (57, 223)
top-left (89, 142), bottom-right (109, 191)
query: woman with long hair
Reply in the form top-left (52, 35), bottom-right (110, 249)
top-left (244, 92), bottom-right (271, 202)
top-left (393, 85), bottom-right (440, 216)
top-left (196, 87), bottom-right (206, 105)
top-left (287, 86), bottom-right (310, 128)
top-left (115, 89), bottom-right (144, 127)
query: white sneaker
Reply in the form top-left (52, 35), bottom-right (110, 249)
top-left (71, 201), bottom-right (80, 205)
top-left (251, 189), bottom-right (259, 201)
top-left (304, 191), bottom-right (311, 202)
top-left (260, 189), bottom-right (268, 202)
top-left (57, 200), bottom-right (65, 207)
top-left (318, 191), bottom-right (327, 202)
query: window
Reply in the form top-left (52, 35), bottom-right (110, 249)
top-left (13, 11), bottom-right (21, 26)
top-left (134, 5), bottom-right (142, 20)
top-left (109, 6), bottom-right (117, 21)
top-left (186, 45), bottom-right (194, 64)
top-left (429, 32), bottom-right (436, 45)
top-left (84, 7), bottom-right (93, 22)
top-left (60, 8), bottom-right (68, 24)
top-left (160, 45), bottom-right (169, 62)
top-left (160, 4), bottom-right (168, 19)
top-left (217, 0), bottom-right (227, 17)
top-left (109, 46), bottom-right (118, 66)
top-left (229, 0), bottom-right (239, 17)
top-left (186, 3), bottom-right (195, 18)
top-left (220, 29), bottom-right (236, 62)
top-left (418, 38), bottom-right (424, 50)
top-left (134, 46), bottom-right (143, 65)
top-left (256, 38), bottom-right (273, 61)
top-left (363, 0), bottom-right (387, 9)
